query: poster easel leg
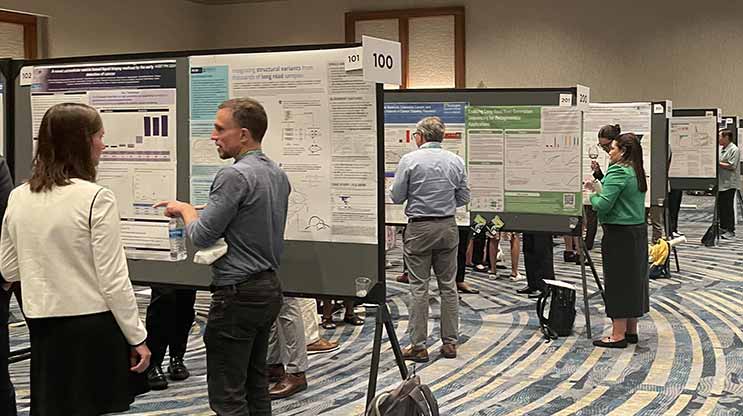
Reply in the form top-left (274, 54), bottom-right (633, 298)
top-left (578, 238), bottom-right (591, 339)
top-left (579, 238), bottom-right (605, 339)
top-left (713, 191), bottom-right (721, 245)
top-left (365, 303), bottom-right (408, 410)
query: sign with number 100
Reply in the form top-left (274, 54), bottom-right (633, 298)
top-left (372, 53), bottom-right (393, 70)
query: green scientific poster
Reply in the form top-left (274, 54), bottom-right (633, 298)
top-left (466, 106), bottom-right (582, 216)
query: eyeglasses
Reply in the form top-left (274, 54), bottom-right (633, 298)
top-left (412, 131), bottom-right (422, 139)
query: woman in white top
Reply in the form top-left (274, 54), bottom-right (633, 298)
top-left (0, 103), bottom-right (151, 415)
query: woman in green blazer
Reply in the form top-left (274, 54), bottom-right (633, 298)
top-left (584, 133), bottom-right (648, 348)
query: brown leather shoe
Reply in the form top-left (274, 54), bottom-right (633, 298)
top-left (269, 372), bottom-right (308, 400)
top-left (441, 344), bottom-right (457, 359)
top-left (396, 272), bottom-right (409, 283)
top-left (267, 364), bottom-right (285, 383)
top-left (307, 338), bottom-right (339, 355)
top-left (401, 346), bottom-right (429, 363)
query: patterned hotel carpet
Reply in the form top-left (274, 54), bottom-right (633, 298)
top-left (7, 196), bottom-right (743, 415)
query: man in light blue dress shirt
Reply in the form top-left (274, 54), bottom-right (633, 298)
top-left (390, 116), bottom-right (470, 362)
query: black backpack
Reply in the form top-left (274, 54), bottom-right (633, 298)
top-left (536, 280), bottom-right (576, 340)
top-left (366, 374), bottom-right (439, 416)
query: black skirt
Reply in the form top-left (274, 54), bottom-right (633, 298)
top-left (601, 224), bottom-right (649, 319)
top-left (26, 311), bottom-right (149, 416)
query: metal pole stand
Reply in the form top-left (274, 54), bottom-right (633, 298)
top-left (365, 302), bottom-right (409, 410)
top-left (578, 237), bottom-right (605, 339)
top-left (664, 203), bottom-right (680, 274)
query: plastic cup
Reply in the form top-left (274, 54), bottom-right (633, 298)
top-left (355, 277), bottom-right (371, 297)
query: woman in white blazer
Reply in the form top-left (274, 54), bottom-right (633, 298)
top-left (0, 103), bottom-right (151, 415)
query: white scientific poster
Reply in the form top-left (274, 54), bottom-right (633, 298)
top-left (583, 103), bottom-right (652, 206)
top-left (30, 61), bottom-right (178, 261)
top-left (383, 102), bottom-right (469, 226)
top-left (669, 116), bottom-right (717, 178)
top-left (190, 49), bottom-right (378, 244)
top-left (466, 106), bottom-right (582, 216)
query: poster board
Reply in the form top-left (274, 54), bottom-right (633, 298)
top-left (669, 108), bottom-right (719, 191)
top-left (384, 88), bottom-right (584, 234)
top-left (26, 60), bottom-right (179, 261)
top-left (583, 101), bottom-right (670, 207)
top-left (11, 44), bottom-right (385, 301)
top-left (383, 101), bottom-right (469, 226)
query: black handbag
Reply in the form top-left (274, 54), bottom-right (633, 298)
top-left (536, 280), bottom-right (576, 340)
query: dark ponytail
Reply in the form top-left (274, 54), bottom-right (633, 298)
top-left (598, 124), bottom-right (621, 140)
top-left (614, 133), bottom-right (647, 192)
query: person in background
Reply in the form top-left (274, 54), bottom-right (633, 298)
top-left (585, 133), bottom-right (648, 348)
top-left (489, 232), bottom-right (522, 281)
top-left (517, 233), bottom-right (554, 298)
top-left (587, 124), bottom-right (621, 250)
top-left (0, 156), bottom-right (15, 416)
top-left (320, 299), bottom-right (364, 329)
top-left (0, 103), bottom-right (151, 415)
top-left (717, 129), bottom-right (740, 239)
top-left (267, 297), bottom-right (308, 400)
top-left (390, 116), bottom-right (470, 362)
top-left (155, 98), bottom-right (290, 415)
top-left (144, 287), bottom-right (196, 390)
top-left (456, 226), bottom-right (479, 293)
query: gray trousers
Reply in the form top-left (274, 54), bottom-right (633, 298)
top-left (267, 297), bottom-right (308, 374)
top-left (403, 217), bottom-right (459, 349)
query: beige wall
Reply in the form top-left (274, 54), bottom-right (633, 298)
top-left (205, 0), bottom-right (743, 116)
top-left (2, 0), bottom-right (742, 115)
top-left (0, 0), bottom-right (212, 57)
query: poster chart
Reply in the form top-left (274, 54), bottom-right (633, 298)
top-left (466, 106), bottom-right (582, 216)
top-left (669, 116), bottom-right (717, 178)
top-left (583, 103), bottom-right (652, 206)
top-left (30, 61), bottom-right (178, 261)
top-left (383, 102), bottom-right (469, 225)
top-left (190, 49), bottom-right (378, 244)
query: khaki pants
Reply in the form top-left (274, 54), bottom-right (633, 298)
top-left (403, 217), bottom-right (459, 349)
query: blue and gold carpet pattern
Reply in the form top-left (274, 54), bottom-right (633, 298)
top-left (8, 196), bottom-right (743, 415)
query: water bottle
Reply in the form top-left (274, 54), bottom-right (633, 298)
top-left (169, 217), bottom-right (188, 261)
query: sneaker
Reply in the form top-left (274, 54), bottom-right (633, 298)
top-left (474, 264), bottom-right (488, 272)
top-left (671, 231), bottom-right (684, 238)
top-left (528, 290), bottom-right (543, 299)
top-left (396, 272), bottom-right (409, 283)
top-left (721, 231), bottom-right (736, 240)
top-left (509, 272), bottom-right (524, 282)
top-left (307, 338), bottom-right (340, 355)
top-left (516, 286), bottom-right (538, 295)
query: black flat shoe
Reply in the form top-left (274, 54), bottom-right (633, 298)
top-left (147, 365), bottom-right (169, 390)
top-left (592, 337), bottom-right (628, 348)
top-left (625, 333), bottom-right (638, 344)
top-left (343, 314), bottom-right (365, 326)
top-left (168, 356), bottom-right (190, 381)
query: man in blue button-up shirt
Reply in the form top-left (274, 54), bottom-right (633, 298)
top-left (390, 116), bottom-right (470, 362)
top-left (155, 98), bottom-right (289, 415)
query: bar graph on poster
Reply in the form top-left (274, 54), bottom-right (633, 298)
top-left (30, 61), bottom-right (179, 260)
